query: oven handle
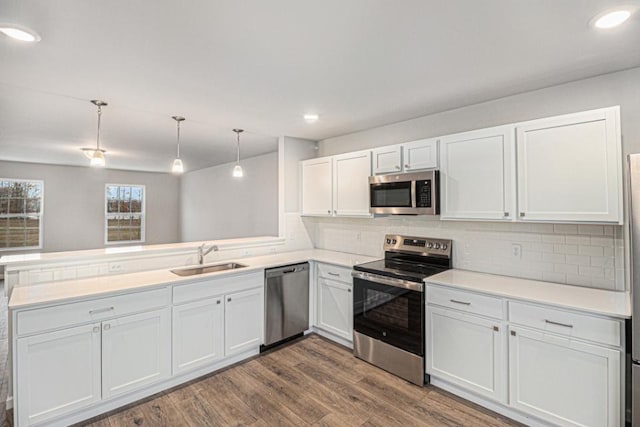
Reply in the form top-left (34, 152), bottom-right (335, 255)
top-left (351, 271), bottom-right (423, 292)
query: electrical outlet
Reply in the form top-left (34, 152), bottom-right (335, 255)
top-left (511, 243), bottom-right (522, 259)
top-left (108, 262), bottom-right (124, 273)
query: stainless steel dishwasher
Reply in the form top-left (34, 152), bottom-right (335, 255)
top-left (262, 262), bottom-right (310, 351)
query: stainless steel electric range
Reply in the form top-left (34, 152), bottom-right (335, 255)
top-left (351, 234), bottom-right (453, 385)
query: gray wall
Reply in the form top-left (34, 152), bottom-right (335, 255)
top-left (280, 137), bottom-right (318, 213)
top-left (180, 152), bottom-right (279, 241)
top-left (0, 160), bottom-right (180, 254)
top-left (319, 67), bottom-right (640, 160)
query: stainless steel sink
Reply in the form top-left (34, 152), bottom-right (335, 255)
top-left (171, 262), bottom-right (247, 277)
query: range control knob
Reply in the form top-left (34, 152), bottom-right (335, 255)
top-left (441, 244), bottom-right (448, 250)
top-left (391, 239), bottom-right (397, 244)
top-left (426, 242), bottom-right (433, 248)
top-left (434, 243), bottom-right (441, 249)
top-left (386, 239), bottom-right (391, 244)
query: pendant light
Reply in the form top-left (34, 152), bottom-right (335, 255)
top-left (171, 116), bottom-right (185, 174)
top-left (81, 100), bottom-right (108, 167)
top-left (232, 129), bottom-right (244, 178)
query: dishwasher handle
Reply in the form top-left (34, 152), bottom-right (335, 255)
top-left (265, 262), bottom-right (310, 278)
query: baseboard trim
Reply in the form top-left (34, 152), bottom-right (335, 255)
top-left (23, 348), bottom-right (259, 427)
top-left (430, 378), bottom-right (551, 427)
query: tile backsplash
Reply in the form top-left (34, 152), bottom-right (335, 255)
top-left (302, 215), bottom-right (625, 291)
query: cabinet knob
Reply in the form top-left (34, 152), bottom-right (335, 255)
top-left (333, 210), bottom-right (337, 214)
top-left (103, 324), bottom-right (111, 331)
top-left (395, 165), bottom-right (401, 170)
top-left (519, 212), bottom-right (525, 217)
top-left (217, 299), bottom-right (221, 304)
top-left (347, 289), bottom-right (351, 293)
top-left (504, 212), bottom-right (509, 217)
top-left (227, 297), bottom-right (232, 302)
top-left (404, 164), bottom-right (410, 169)
top-left (327, 210), bottom-right (331, 214)
top-left (493, 326), bottom-right (499, 332)
top-left (510, 330), bottom-right (516, 336)
top-left (93, 327), bottom-right (100, 333)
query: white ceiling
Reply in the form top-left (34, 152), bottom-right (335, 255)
top-left (1, 0), bottom-right (639, 172)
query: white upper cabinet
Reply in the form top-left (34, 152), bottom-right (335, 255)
top-left (333, 150), bottom-right (372, 217)
top-left (440, 125), bottom-right (516, 220)
top-left (301, 156), bottom-right (333, 216)
top-left (372, 145), bottom-right (402, 174)
top-left (402, 138), bottom-right (438, 171)
top-left (516, 107), bottom-right (622, 223)
top-left (301, 151), bottom-right (372, 217)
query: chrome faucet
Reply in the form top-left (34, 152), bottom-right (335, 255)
top-left (198, 243), bottom-right (218, 265)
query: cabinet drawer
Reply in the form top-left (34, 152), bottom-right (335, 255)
top-left (173, 271), bottom-right (263, 305)
top-left (509, 301), bottom-right (621, 347)
top-left (426, 286), bottom-right (504, 320)
top-left (16, 287), bottom-right (171, 336)
top-left (317, 263), bottom-right (352, 283)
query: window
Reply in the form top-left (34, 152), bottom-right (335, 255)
top-left (0, 179), bottom-right (44, 250)
top-left (105, 184), bottom-right (145, 244)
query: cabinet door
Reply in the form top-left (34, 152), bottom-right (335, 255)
top-left (516, 107), bottom-right (622, 223)
top-left (225, 287), bottom-right (264, 356)
top-left (333, 150), bottom-right (372, 217)
top-left (172, 297), bottom-right (225, 375)
top-left (426, 306), bottom-right (506, 403)
top-left (301, 157), bottom-right (333, 216)
top-left (372, 145), bottom-right (402, 174)
top-left (16, 323), bottom-right (101, 427)
top-left (440, 125), bottom-right (516, 220)
top-left (509, 326), bottom-right (621, 427)
top-left (402, 138), bottom-right (438, 171)
top-left (317, 277), bottom-right (352, 340)
top-left (102, 309), bottom-right (171, 399)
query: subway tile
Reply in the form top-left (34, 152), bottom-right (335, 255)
top-left (579, 245), bottom-right (604, 256)
top-left (603, 226), bottom-right (614, 236)
top-left (579, 266), bottom-right (604, 278)
top-left (566, 274), bottom-right (591, 287)
top-left (590, 236), bottom-right (615, 247)
top-left (565, 235), bottom-right (590, 245)
top-left (590, 256), bottom-right (615, 268)
top-left (542, 252), bottom-right (565, 263)
top-left (554, 264), bottom-right (578, 274)
top-left (542, 271), bottom-right (566, 284)
top-left (578, 224), bottom-right (604, 235)
top-left (554, 224), bottom-right (578, 234)
top-left (565, 254), bottom-right (590, 266)
top-left (542, 234), bottom-right (565, 244)
top-left (553, 244), bottom-right (578, 255)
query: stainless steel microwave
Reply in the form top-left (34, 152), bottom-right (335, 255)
top-left (369, 171), bottom-right (439, 215)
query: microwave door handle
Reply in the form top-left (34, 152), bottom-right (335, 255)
top-left (411, 180), bottom-right (417, 208)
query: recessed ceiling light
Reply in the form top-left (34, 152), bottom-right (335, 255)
top-left (304, 113), bottom-right (319, 123)
top-left (593, 9), bottom-right (633, 29)
top-left (0, 24), bottom-right (41, 42)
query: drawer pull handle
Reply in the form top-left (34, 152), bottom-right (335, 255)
top-left (545, 319), bottom-right (573, 329)
top-left (328, 272), bottom-right (340, 277)
top-left (89, 306), bottom-right (114, 315)
top-left (450, 299), bottom-right (471, 306)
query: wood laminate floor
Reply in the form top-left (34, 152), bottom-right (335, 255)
top-left (78, 334), bottom-right (522, 427)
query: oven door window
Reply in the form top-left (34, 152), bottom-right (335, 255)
top-left (370, 182), bottom-right (412, 208)
top-left (353, 278), bottom-right (424, 355)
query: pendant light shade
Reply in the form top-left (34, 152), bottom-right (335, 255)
top-left (81, 100), bottom-right (108, 167)
top-left (171, 116), bottom-right (185, 174)
top-left (232, 129), bottom-right (244, 178)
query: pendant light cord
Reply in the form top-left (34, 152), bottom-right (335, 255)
top-left (176, 120), bottom-right (181, 159)
top-left (236, 132), bottom-right (240, 164)
top-left (96, 105), bottom-right (102, 151)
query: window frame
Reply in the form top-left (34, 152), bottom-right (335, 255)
top-left (0, 178), bottom-right (45, 252)
top-left (104, 183), bottom-right (146, 245)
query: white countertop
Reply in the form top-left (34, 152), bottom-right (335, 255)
top-left (427, 269), bottom-right (631, 319)
top-left (9, 249), bottom-right (377, 310)
top-left (0, 236), bottom-right (285, 268)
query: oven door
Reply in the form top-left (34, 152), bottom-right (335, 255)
top-left (352, 271), bottom-right (424, 356)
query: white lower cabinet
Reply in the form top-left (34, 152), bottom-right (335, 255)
top-left (426, 306), bottom-right (506, 403)
top-left (101, 309), bottom-right (171, 399)
top-left (224, 287), bottom-right (264, 356)
top-left (509, 326), bottom-right (621, 427)
top-left (16, 323), bottom-right (102, 427)
top-left (172, 297), bottom-right (225, 375)
top-left (317, 277), bottom-right (352, 340)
